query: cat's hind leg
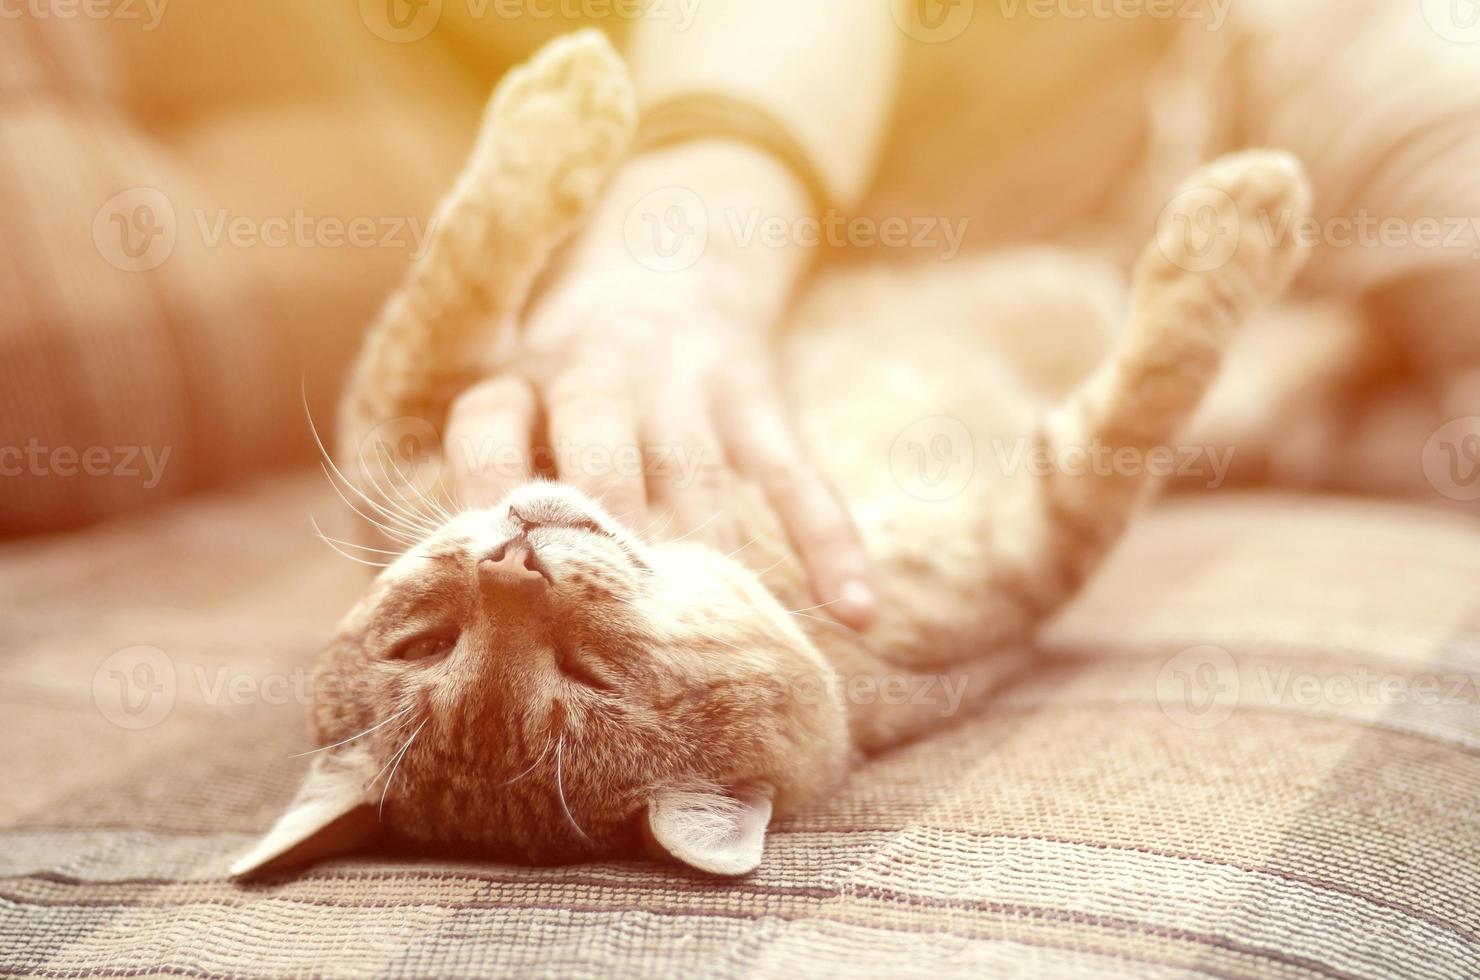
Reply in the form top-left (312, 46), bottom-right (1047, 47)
top-left (1018, 150), bottom-right (1313, 599)
top-left (801, 152), bottom-right (1312, 751)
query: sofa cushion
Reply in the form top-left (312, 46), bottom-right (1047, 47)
top-left (1, 479), bottom-right (1476, 977)
top-left (0, 2), bottom-right (485, 535)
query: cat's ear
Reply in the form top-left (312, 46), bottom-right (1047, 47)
top-left (643, 785), bottom-right (773, 876)
top-left (230, 745), bottom-right (380, 878)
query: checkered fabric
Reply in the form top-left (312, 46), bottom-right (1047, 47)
top-left (2, 475), bottom-right (1477, 977)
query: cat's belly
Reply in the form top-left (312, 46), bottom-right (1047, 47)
top-left (782, 266), bottom-right (1033, 510)
top-left (779, 252), bottom-right (1122, 511)
top-left (753, 250), bottom-right (1130, 745)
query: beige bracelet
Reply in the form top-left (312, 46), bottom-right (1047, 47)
top-left (633, 92), bottom-right (840, 219)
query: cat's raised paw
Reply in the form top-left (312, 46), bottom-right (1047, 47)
top-left (1150, 150), bottom-right (1313, 298)
top-left (474, 29), bottom-right (637, 204)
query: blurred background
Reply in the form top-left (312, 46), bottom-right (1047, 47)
top-left (2, 0), bottom-right (1477, 537)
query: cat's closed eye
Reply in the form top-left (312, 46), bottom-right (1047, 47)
top-left (387, 630), bottom-right (458, 662)
top-left (554, 642), bottom-right (613, 690)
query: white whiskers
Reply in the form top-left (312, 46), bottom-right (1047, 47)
top-left (554, 733), bottom-right (591, 844)
top-left (785, 610), bottom-right (861, 636)
top-left (721, 532), bottom-right (769, 559)
top-left (310, 516), bottom-right (398, 568)
top-left (367, 438), bottom-right (458, 528)
top-left (301, 380), bottom-right (438, 544)
top-left (784, 598), bottom-right (844, 616)
top-left (614, 506), bottom-right (674, 543)
top-left (664, 510), bottom-right (724, 544)
top-left (309, 516), bottom-right (404, 556)
top-left (361, 444), bottom-right (440, 531)
top-left (500, 737), bottom-right (553, 787)
top-left (376, 718), bottom-right (429, 821)
top-left (749, 554), bottom-right (792, 578)
top-left (320, 462), bottom-right (423, 547)
top-left (289, 706), bottom-right (414, 758)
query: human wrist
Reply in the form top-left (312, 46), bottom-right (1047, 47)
top-left (546, 139), bottom-right (817, 330)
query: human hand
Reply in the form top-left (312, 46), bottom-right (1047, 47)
top-left (442, 142), bottom-right (877, 629)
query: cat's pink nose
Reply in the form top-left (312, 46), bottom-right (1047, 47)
top-left (479, 539), bottom-right (550, 587)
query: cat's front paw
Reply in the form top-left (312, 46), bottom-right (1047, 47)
top-left (1150, 149), bottom-right (1313, 301)
top-left (477, 29), bottom-right (638, 208)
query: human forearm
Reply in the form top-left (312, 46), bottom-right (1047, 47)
top-left (626, 0), bottom-right (902, 208)
top-left (536, 139), bottom-right (816, 342)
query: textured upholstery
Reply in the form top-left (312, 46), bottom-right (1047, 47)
top-left (2, 476), bottom-right (1476, 977)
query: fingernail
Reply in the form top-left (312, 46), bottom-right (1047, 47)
top-left (834, 579), bottom-right (877, 629)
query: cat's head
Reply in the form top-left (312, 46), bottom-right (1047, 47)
top-left (232, 481), bottom-right (848, 878)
